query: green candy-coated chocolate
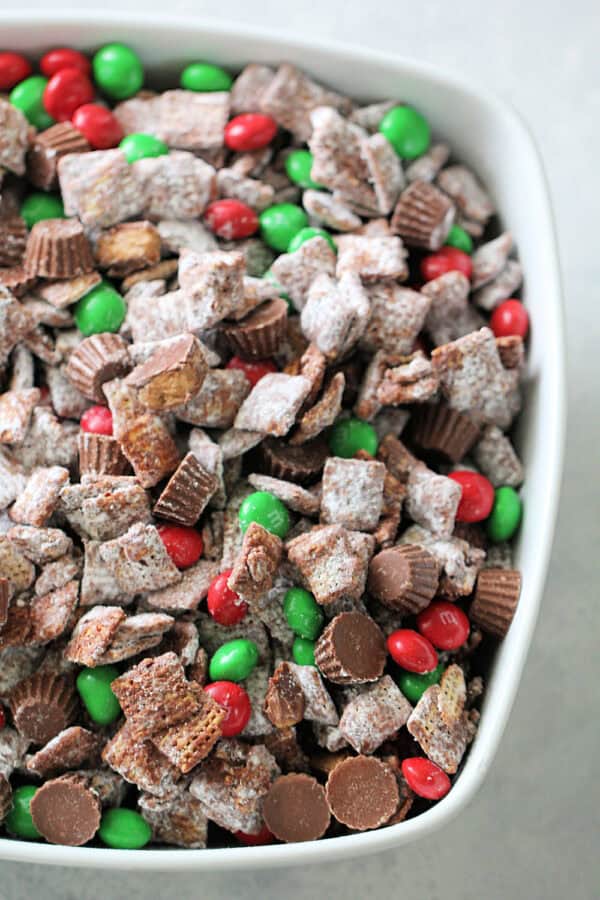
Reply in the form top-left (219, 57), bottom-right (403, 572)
top-left (379, 105), bottom-right (430, 160)
top-left (119, 133), bottom-right (169, 164)
top-left (10, 76), bottom-right (54, 129)
top-left (259, 203), bottom-right (309, 252)
top-left (180, 62), bottom-right (232, 92)
top-left (328, 417), bottom-right (379, 458)
top-left (5, 785), bottom-right (41, 840)
top-left (445, 224), bottom-right (473, 254)
top-left (92, 43), bottom-right (144, 100)
top-left (292, 637), bottom-right (316, 667)
top-left (76, 665), bottom-right (121, 726)
top-left (396, 662), bottom-right (445, 703)
top-left (287, 226), bottom-right (336, 254)
top-left (238, 491), bottom-right (290, 539)
top-left (98, 808), bottom-right (152, 849)
top-left (74, 282), bottom-right (126, 336)
top-left (284, 150), bottom-right (322, 189)
top-left (20, 193), bottom-right (64, 229)
top-left (209, 638), bottom-right (259, 682)
top-left (283, 587), bottom-right (324, 640)
top-left (487, 486), bottom-right (522, 542)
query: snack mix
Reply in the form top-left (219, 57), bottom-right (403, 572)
top-left (0, 44), bottom-right (527, 849)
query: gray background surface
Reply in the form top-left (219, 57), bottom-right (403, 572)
top-left (2, 1), bottom-right (598, 898)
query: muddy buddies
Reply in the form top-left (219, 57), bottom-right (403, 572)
top-left (0, 43), bottom-right (527, 849)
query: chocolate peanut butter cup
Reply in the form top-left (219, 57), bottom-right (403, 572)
top-left (24, 218), bottom-right (95, 279)
top-left (262, 774), bottom-right (331, 842)
top-left (368, 544), bottom-right (439, 614)
top-left (259, 436), bottom-right (329, 485)
top-left (224, 297), bottom-right (288, 360)
top-left (30, 775), bottom-right (101, 846)
top-left (78, 432), bottom-right (129, 476)
top-left (153, 452), bottom-right (218, 526)
top-left (66, 332), bottom-right (131, 403)
top-left (326, 755), bottom-right (399, 831)
top-left (470, 568), bottom-right (521, 638)
top-left (391, 180), bottom-right (455, 251)
top-left (409, 402), bottom-right (481, 464)
top-left (27, 122), bottom-right (90, 191)
top-left (0, 216), bottom-right (27, 268)
top-left (315, 612), bottom-right (386, 684)
top-left (9, 673), bottom-right (78, 745)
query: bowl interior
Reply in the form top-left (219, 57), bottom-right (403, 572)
top-left (0, 13), bottom-right (566, 870)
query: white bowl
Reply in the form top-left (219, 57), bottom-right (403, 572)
top-left (0, 11), bottom-right (566, 871)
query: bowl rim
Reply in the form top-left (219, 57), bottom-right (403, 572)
top-left (0, 9), bottom-right (566, 871)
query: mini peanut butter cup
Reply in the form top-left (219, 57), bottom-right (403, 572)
top-left (125, 333), bottom-right (208, 412)
top-left (326, 756), bottom-right (399, 831)
top-left (9, 673), bottom-right (78, 745)
top-left (66, 332), bottom-right (131, 402)
top-left (259, 436), bottom-right (329, 485)
top-left (264, 662), bottom-right (305, 728)
top-left (27, 122), bottom-right (90, 191)
top-left (24, 218), bottom-right (95, 279)
top-left (224, 297), bottom-right (288, 360)
top-left (470, 568), bottom-right (521, 638)
top-left (409, 402), bottom-right (480, 464)
top-left (78, 431), bottom-right (129, 476)
top-left (0, 216), bottom-right (27, 267)
top-left (368, 544), bottom-right (439, 614)
top-left (0, 775), bottom-right (12, 824)
top-left (30, 775), bottom-right (101, 846)
top-left (315, 612), bottom-right (386, 684)
top-left (262, 774), bottom-right (331, 843)
top-left (153, 452), bottom-right (218, 526)
top-left (391, 180), bottom-right (455, 251)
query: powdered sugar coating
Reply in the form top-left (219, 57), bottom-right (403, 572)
top-left (339, 675), bottom-right (412, 753)
top-left (362, 284), bottom-right (430, 355)
top-left (235, 372), bottom-right (311, 437)
top-left (321, 457), bottom-right (385, 532)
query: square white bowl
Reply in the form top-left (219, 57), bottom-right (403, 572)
top-left (0, 11), bottom-right (566, 871)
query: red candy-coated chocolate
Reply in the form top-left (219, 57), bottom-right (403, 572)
top-left (420, 247), bottom-right (473, 282)
top-left (204, 199), bottom-right (259, 239)
top-left (490, 298), bottom-right (529, 339)
top-left (401, 757), bottom-right (451, 800)
top-left (224, 113), bottom-right (278, 152)
top-left (43, 67), bottom-right (95, 122)
top-left (72, 103), bottom-right (123, 149)
top-left (225, 356), bottom-right (277, 387)
top-left (157, 525), bottom-right (203, 569)
top-left (417, 601), bottom-right (470, 650)
top-left (80, 405), bottom-right (113, 436)
top-left (448, 470), bottom-right (495, 523)
top-left (207, 570), bottom-right (248, 626)
top-left (40, 48), bottom-right (91, 78)
top-left (0, 52), bottom-right (32, 91)
top-left (0, 705), bottom-right (5, 730)
top-left (204, 681), bottom-right (251, 737)
top-left (234, 823), bottom-right (274, 846)
top-left (387, 629), bottom-right (438, 674)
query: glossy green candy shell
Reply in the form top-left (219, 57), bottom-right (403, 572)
top-left (5, 785), bottom-right (41, 840)
top-left (119, 133), bottom-right (169, 164)
top-left (238, 491), bottom-right (290, 539)
top-left (181, 62), bottom-right (232, 92)
top-left (209, 638), bottom-right (259, 682)
top-left (74, 282), bottom-right (126, 336)
top-left (396, 662), bottom-right (445, 703)
top-left (98, 808), bottom-right (152, 849)
top-left (93, 43), bottom-right (144, 100)
top-left (379, 104), bottom-right (430, 159)
top-left (444, 224), bottom-right (473, 254)
top-left (76, 665), bottom-right (121, 726)
top-left (20, 193), bottom-right (64, 229)
top-left (283, 587), bottom-right (324, 640)
top-left (10, 76), bottom-right (54, 129)
top-left (287, 226), bottom-right (336, 254)
top-left (292, 637), bottom-right (316, 667)
top-left (487, 486), bottom-right (523, 542)
top-left (328, 417), bottom-right (379, 459)
top-left (285, 150), bottom-right (322, 189)
top-left (259, 203), bottom-right (309, 252)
